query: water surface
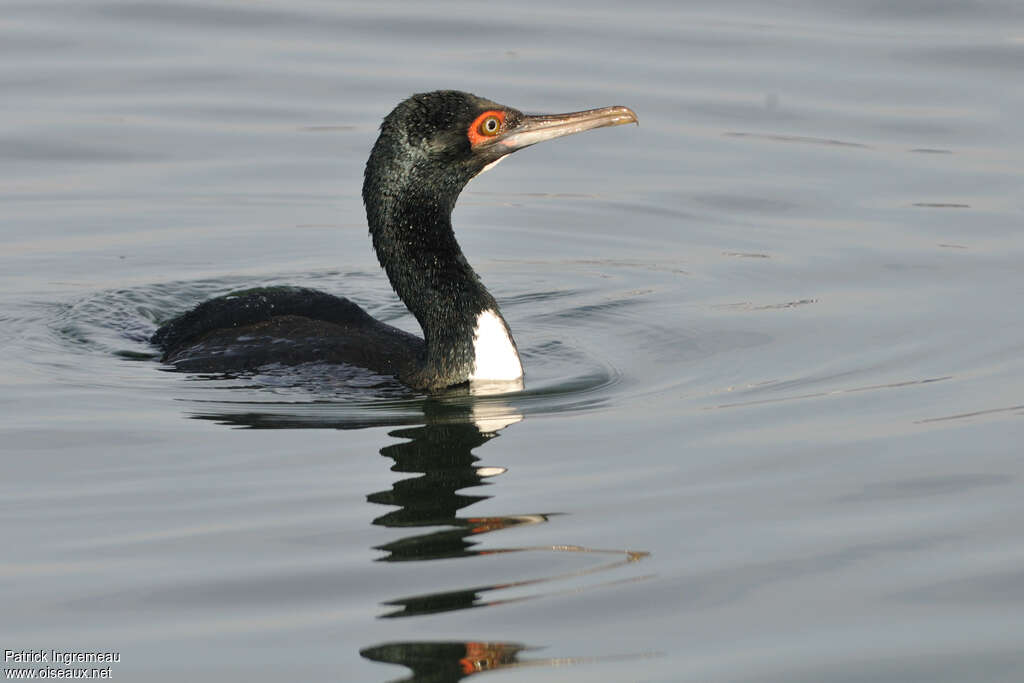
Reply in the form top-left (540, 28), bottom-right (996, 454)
top-left (3, 1), bottom-right (1024, 681)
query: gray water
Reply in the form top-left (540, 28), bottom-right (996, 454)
top-left (3, 1), bottom-right (1024, 681)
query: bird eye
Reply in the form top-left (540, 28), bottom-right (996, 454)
top-left (479, 115), bottom-right (501, 136)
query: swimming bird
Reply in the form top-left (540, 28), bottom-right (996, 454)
top-left (152, 91), bottom-right (638, 391)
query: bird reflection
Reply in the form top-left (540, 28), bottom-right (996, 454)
top-left (369, 415), bottom-right (547, 564)
top-left (367, 400), bottom-right (559, 618)
top-left (360, 641), bottom-right (529, 683)
top-left (359, 640), bottom-right (659, 683)
top-left (365, 399), bottom-right (650, 622)
top-left (188, 391), bottom-right (650, 680)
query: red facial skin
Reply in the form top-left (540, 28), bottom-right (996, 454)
top-left (467, 110), bottom-right (506, 146)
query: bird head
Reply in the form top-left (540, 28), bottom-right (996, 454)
top-left (363, 90), bottom-right (638, 213)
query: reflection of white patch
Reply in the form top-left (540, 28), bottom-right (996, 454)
top-left (479, 156), bottom-right (505, 175)
top-left (469, 310), bottom-right (523, 382)
top-left (475, 466), bottom-right (507, 478)
top-left (469, 378), bottom-right (524, 396)
top-left (471, 402), bottom-right (523, 433)
top-left (469, 376), bottom-right (524, 432)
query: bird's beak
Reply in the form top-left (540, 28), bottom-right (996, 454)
top-left (497, 105), bottom-right (638, 152)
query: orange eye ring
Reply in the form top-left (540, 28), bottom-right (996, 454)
top-left (468, 110), bottom-right (506, 145)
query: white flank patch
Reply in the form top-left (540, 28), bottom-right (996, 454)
top-left (469, 310), bottom-right (523, 382)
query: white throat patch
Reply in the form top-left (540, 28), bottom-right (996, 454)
top-left (468, 310), bottom-right (523, 382)
top-left (478, 156), bottom-right (506, 175)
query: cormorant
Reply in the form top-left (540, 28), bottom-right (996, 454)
top-left (152, 91), bottom-right (638, 391)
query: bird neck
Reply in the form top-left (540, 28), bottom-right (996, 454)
top-left (365, 182), bottom-right (522, 388)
